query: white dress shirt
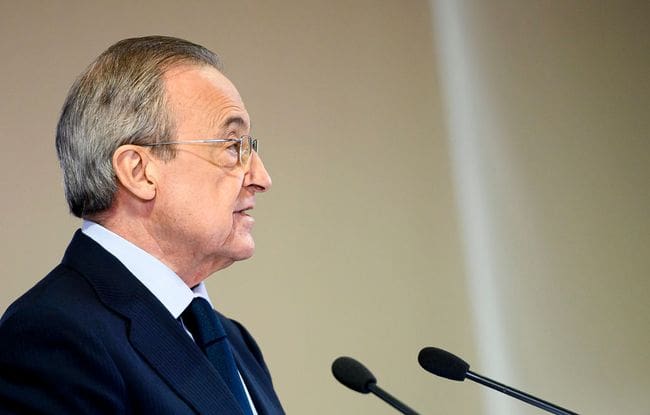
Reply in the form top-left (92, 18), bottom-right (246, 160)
top-left (82, 220), bottom-right (257, 414)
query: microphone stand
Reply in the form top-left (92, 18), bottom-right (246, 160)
top-left (466, 371), bottom-right (579, 415)
top-left (367, 383), bottom-right (421, 415)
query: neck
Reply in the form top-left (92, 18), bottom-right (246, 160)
top-left (91, 210), bottom-right (229, 288)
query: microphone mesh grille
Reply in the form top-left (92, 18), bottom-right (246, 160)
top-left (418, 347), bottom-right (469, 381)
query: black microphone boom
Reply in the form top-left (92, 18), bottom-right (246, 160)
top-left (332, 356), bottom-right (421, 415)
top-left (418, 347), bottom-right (579, 415)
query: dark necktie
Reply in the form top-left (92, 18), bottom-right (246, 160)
top-left (182, 297), bottom-right (253, 415)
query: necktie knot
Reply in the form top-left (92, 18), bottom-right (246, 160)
top-left (182, 297), bottom-right (227, 348)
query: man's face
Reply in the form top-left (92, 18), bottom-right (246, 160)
top-left (150, 65), bottom-right (271, 279)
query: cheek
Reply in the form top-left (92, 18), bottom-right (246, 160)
top-left (203, 182), bottom-right (242, 225)
top-left (160, 162), bottom-right (244, 230)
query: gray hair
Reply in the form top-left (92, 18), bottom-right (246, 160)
top-left (55, 35), bottom-right (222, 218)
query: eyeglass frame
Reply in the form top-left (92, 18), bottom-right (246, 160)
top-left (140, 135), bottom-right (258, 166)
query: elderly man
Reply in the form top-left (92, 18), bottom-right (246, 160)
top-left (0, 36), bottom-right (284, 414)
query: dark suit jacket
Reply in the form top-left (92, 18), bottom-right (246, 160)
top-left (0, 231), bottom-right (284, 415)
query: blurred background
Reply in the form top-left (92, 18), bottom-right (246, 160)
top-left (1, 1), bottom-right (648, 414)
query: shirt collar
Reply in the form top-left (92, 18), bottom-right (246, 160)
top-left (81, 220), bottom-right (213, 318)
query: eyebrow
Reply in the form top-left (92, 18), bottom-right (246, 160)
top-left (222, 116), bottom-right (251, 132)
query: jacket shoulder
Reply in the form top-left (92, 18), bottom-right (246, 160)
top-left (0, 266), bottom-right (127, 413)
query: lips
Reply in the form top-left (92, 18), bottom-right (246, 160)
top-left (234, 206), bottom-right (253, 215)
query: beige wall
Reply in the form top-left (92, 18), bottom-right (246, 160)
top-left (1, 1), bottom-right (648, 414)
top-left (430, 1), bottom-right (650, 414)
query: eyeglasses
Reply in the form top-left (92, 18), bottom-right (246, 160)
top-left (142, 135), bottom-right (258, 166)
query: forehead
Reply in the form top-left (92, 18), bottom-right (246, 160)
top-left (163, 64), bottom-right (250, 134)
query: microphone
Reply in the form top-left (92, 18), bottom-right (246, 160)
top-left (418, 347), bottom-right (579, 415)
top-left (332, 356), bottom-right (421, 415)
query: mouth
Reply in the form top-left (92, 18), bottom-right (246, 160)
top-left (234, 206), bottom-right (254, 216)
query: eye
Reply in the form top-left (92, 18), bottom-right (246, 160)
top-left (223, 141), bottom-right (240, 160)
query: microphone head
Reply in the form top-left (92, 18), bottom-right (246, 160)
top-left (331, 356), bottom-right (377, 394)
top-left (418, 347), bottom-right (470, 381)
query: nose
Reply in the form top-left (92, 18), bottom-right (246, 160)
top-left (244, 151), bottom-right (272, 192)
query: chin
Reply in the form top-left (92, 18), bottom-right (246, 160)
top-left (233, 246), bottom-right (255, 261)
top-left (229, 239), bottom-right (256, 262)
top-left (218, 230), bottom-right (256, 262)
top-left (209, 246), bottom-right (254, 274)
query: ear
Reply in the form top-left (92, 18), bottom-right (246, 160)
top-left (112, 145), bottom-right (157, 201)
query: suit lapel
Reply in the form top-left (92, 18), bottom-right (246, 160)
top-left (62, 231), bottom-right (245, 415)
top-left (127, 302), bottom-right (245, 415)
top-left (231, 346), bottom-right (281, 415)
top-left (217, 312), bottom-right (283, 415)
